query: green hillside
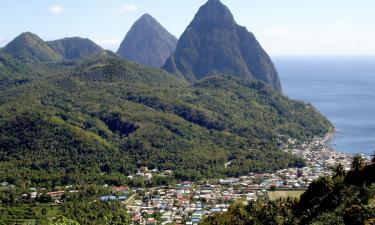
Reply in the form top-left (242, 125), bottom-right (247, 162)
top-left (0, 52), bottom-right (332, 186)
top-left (0, 50), bottom-right (29, 76)
top-left (47, 37), bottom-right (103, 60)
top-left (3, 32), bottom-right (61, 63)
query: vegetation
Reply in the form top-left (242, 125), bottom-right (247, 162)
top-left (268, 190), bottom-right (305, 201)
top-left (200, 157), bottom-right (375, 225)
top-left (0, 49), bottom-right (332, 186)
top-left (47, 37), bottom-right (103, 60)
top-left (0, 186), bottom-right (130, 225)
top-left (3, 32), bottom-right (61, 63)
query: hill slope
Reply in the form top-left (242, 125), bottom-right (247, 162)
top-left (3, 32), bottom-right (61, 63)
top-left (0, 50), bottom-right (29, 76)
top-left (117, 14), bottom-right (177, 67)
top-left (47, 37), bottom-right (103, 60)
top-left (163, 0), bottom-right (282, 91)
top-left (0, 53), bottom-right (332, 185)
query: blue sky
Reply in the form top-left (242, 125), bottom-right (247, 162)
top-left (1, 0), bottom-right (374, 55)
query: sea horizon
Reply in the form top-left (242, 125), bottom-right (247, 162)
top-left (275, 55), bottom-right (375, 155)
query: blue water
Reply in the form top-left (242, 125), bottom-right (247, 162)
top-left (274, 56), bottom-right (375, 155)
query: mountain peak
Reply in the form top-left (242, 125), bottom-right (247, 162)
top-left (139, 13), bottom-right (154, 20)
top-left (18, 31), bottom-right (38, 39)
top-left (191, 0), bottom-right (235, 29)
top-left (163, 1), bottom-right (282, 91)
top-left (3, 32), bottom-right (61, 63)
top-left (117, 14), bottom-right (177, 67)
top-left (47, 37), bottom-right (103, 60)
top-left (11, 32), bottom-right (44, 45)
top-left (134, 13), bottom-right (163, 29)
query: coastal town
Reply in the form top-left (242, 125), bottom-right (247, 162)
top-left (2, 136), bottom-right (370, 225)
top-left (121, 136), bottom-right (358, 224)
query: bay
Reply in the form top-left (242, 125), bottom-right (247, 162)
top-left (274, 55), bottom-right (375, 155)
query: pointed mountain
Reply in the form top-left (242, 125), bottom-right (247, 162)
top-left (3, 32), bottom-right (61, 63)
top-left (163, 0), bottom-right (282, 91)
top-left (117, 14), bottom-right (178, 67)
top-left (47, 37), bottom-right (103, 60)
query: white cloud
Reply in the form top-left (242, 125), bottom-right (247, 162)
top-left (49, 5), bottom-right (64, 15)
top-left (93, 38), bottom-right (122, 50)
top-left (108, 4), bottom-right (138, 16)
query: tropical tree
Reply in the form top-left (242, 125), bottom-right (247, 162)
top-left (333, 164), bottom-right (346, 178)
top-left (51, 216), bottom-right (80, 225)
top-left (351, 154), bottom-right (365, 172)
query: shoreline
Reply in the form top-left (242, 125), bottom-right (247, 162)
top-left (284, 130), bottom-right (354, 172)
top-left (321, 128), bottom-right (335, 145)
top-left (321, 129), bottom-right (371, 158)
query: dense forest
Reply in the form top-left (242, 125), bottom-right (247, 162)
top-left (201, 154), bottom-right (375, 225)
top-left (0, 49), bottom-right (332, 187)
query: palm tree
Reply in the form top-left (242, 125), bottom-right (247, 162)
top-left (333, 164), bottom-right (346, 178)
top-left (351, 154), bottom-right (365, 171)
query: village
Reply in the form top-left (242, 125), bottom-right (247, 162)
top-left (3, 135), bottom-right (367, 225)
top-left (120, 136), bottom-right (357, 225)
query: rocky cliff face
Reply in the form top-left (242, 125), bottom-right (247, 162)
top-left (117, 14), bottom-right (177, 67)
top-left (163, 0), bottom-right (282, 91)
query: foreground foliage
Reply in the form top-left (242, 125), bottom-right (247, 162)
top-left (200, 157), bottom-right (375, 225)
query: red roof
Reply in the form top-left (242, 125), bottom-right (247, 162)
top-left (112, 186), bottom-right (129, 192)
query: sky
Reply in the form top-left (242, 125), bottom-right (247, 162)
top-left (1, 0), bottom-right (375, 55)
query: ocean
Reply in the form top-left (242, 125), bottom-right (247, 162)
top-left (274, 56), bottom-right (375, 155)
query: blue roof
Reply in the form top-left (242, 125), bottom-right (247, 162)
top-left (100, 195), bottom-right (127, 201)
top-left (100, 196), bottom-right (117, 201)
top-left (210, 208), bottom-right (222, 212)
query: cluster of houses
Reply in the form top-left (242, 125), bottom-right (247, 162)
top-left (126, 181), bottom-right (263, 225)
top-left (283, 136), bottom-right (354, 174)
top-left (128, 167), bottom-right (174, 181)
top-left (121, 136), bottom-right (357, 224)
top-left (14, 186), bottom-right (79, 205)
top-left (2, 134), bottom-right (364, 225)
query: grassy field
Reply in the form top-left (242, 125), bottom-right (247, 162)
top-left (124, 193), bottom-right (137, 206)
top-left (268, 190), bottom-right (305, 201)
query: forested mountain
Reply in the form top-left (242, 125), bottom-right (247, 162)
top-left (1, 1), bottom-right (371, 225)
top-left (0, 49), bottom-right (331, 186)
top-left (3, 32), bottom-right (61, 63)
top-left (47, 37), bottom-right (103, 60)
top-left (163, 0), bottom-right (282, 91)
top-left (117, 14), bottom-right (177, 67)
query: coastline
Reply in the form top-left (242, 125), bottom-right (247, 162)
top-left (321, 128), bottom-right (335, 145)
top-left (283, 129), bottom-right (353, 172)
